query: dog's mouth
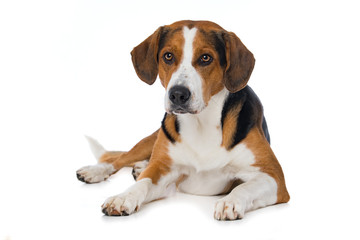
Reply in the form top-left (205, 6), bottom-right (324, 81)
top-left (173, 109), bottom-right (189, 114)
top-left (168, 106), bottom-right (198, 115)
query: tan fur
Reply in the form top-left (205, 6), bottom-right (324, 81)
top-left (163, 113), bottom-right (181, 142)
top-left (158, 30), bottom-right (185, 89)
top-left (131, 28), bottom-right (163, 85)
top-left (192, 31), bottom-right (225, 105)
top-left (100, 130), bottom-right (159, 170)
top-left (223, 32), bottom-right (255, 93)
top-left (244, 127), bottom-right (290, 203)
top-left (99, 151), bottom-right (126, 164)
top-left (175, 174), bottom-right (187, 187)
top-left (221, 102), bottom-right (243, 150)
top-left (137, 129), bottom-right (172, 184)
top-left (167, 20), bottom-right (224, 31)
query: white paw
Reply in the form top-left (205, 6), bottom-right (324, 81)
top-left (101, 193), bottom-right (140, 216)
top-left (101, 179), bottom-right (150, 216)
top-left (214, 197), bottom-right (246, 221)
top-left (132, 160), bottom-right (148, 180)
top-left (76, 163), bottom-right (115, 183)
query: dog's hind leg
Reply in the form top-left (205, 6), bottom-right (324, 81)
top-left (101, 129), bottom-right (179, 216)
top-left (76, 129), bottom-right (159, 184)
top-left (131, 160), bottom-right (149, 180)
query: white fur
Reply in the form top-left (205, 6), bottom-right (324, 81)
top-left (85, 135), bottom-right (106, 161)
top-left (80, 136), bottom-right (125, 183)
top-left (169, 88), bottom-right (229, 172)
top-left (165, 27), bottom-right (205, 113)
top-left (76, 163), bottom-right (115, 183)
top-left (102, 178), bottom-right (152, 215)
top-left (214, 173), bottom-right (277, 220)
top-left (102, 174), bottom-right (177, 215)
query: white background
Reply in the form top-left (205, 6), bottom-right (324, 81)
top-left (1, 0), bottom-right (360, 239)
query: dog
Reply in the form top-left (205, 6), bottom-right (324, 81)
top-left (76, 20), bottom-right (290, 220)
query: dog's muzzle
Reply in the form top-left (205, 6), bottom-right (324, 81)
top-left (168, 85), bottom-right (192, 114)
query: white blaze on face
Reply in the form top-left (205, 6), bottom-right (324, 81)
top-left (165, 27), bottom-right (206, 113)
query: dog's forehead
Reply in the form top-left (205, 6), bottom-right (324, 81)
top-left (160, 21), bottom-right (225, 50)
top-left (167, 20), bottom-right (225, 31)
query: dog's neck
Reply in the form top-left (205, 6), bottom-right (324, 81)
top-left (177, 88), bottom-right (229, 130)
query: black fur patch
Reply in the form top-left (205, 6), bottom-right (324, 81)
top-left (197, 29), bottom-right (227, 67)
top-left (174, 117), bottom-right (180, 133)
top-left (211, 31), bottom-right (227, 67)
top-left (262, 116), bottom-right (271, 144)
top-left (157, 27), bottom-right (170, 63)
top-left (161, 113), bottom-right (179, 144)
top-left (221, 86), bottom-right (270, 149)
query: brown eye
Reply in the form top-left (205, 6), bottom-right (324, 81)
top-left (163, 52), bottom-right (174, 64)
top-left (199, 54), bottom-right (213, 65)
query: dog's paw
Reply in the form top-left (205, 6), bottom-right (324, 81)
top-left (132, 160), bottom-right (149, 180)
top-left (214, 197), bottom-right (245, 221)
top-left (101, 193), bottom-right (141, 216)
top-left (76, 163), bottom-right (115, 183)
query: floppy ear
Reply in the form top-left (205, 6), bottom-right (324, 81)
top-left (223, 32), bottom-right (255, 93)
top-left (131, 27), bottom-right (164, 85)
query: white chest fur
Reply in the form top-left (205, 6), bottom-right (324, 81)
top-left (168, 89), bottom-right (260, 195)
top-left (169, 89), bottom-right (228, 171)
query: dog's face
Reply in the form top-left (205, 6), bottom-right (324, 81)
top-left (131, 20), bottom-right (255, 114)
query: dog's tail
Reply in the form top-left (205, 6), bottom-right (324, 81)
top-left (85, 136), bottom-right (107, 161)
top-left (85, 136), bottom-right (125, 163)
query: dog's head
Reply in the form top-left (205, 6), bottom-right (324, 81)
top-left (131, 20), bottom-right (255, 114)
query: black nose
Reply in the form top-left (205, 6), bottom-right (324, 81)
top-left (169, 85), bottom-right (191, 105)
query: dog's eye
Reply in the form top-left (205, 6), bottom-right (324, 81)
top-left (199, 54), bottom-right (213, 65)
top-left (163, 52), bottom-right (174, 64)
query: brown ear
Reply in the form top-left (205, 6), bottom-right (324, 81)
top-left (223, 32), bottom-right (255, 93)
top-left (131, 27), bottom-right (164, 85)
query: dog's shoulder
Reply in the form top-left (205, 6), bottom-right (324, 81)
top-left (221, 86), bottom-right (270, 150)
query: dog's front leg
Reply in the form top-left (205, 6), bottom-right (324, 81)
top-left (101, 178), bottom-right (152, 216)
top-left (214, 173), bottom-right (278, 220)
top-left (102, 129), bottom-right (178, 216)
top-left (101, 172), bottom-right (178, 216)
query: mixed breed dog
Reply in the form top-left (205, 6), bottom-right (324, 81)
top-left (76, 20), bottom-right (290, 221)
